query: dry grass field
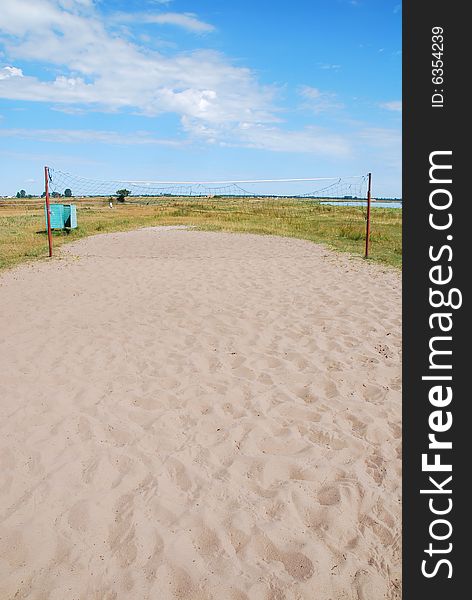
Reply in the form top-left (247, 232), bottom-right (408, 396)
top-left (0, 196), bottom-right (402, 271)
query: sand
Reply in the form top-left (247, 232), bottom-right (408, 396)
top-left (0, 227), bottom-right (401, 600)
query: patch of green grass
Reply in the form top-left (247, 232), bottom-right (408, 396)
top-left (0, 197), bottom-right (402, 271)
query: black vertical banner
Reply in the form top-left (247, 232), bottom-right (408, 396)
top-left (403, 3), bottom-right (467, 598)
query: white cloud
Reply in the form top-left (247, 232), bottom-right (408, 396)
top-left (51, 105), bottom-right (88, 115)
top-left (237, 125), bottom-right (350, 156)
top-left (182, 118), bottom-right (351, 157)
top-left (0, 0), bottom-right (272, 124)
top-left (0, 0), bottom-right (396, 162)
top-left (319, 63), bottom-right (341, 70)
top-left (0, 121), bottom-right (352, 158)
top-left (0, 65), bottom-right (24, 79)
top-left (0, 127), bottom-right (185, 146)
top-left (379, 100), bottom-right (402, 112)
top-left (359, 129), bottom-right (402, 176)
top-left (356, 127), bottom-right (401, 151)
top-left (298, 85), bottom-right (343, 113)
top-left (121, 12), bottom-right (215, 33)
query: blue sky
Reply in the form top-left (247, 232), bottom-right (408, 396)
top-left (0, 0), bottom-right (401, 197)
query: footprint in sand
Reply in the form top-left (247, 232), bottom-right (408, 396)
top-left (68, 499), bottom-right (90, 532)
top-left (354, 568), bottom-right (389, 600)
top-left (347, 414), bottom-right (368, 438)
top-left (317, 485), bottom-right (341, 506)
top-left (108, 494), bottom-right (138, 568)
top-left (193, 525), bottom-right (223, 558)
top-left (252, 533), bottom-right (315, 582)
top-left (323, 378), bottom-right (339, 399)
top-left (166, 458), bottom-right (192, 492)
top-left (296, 385), bottom-right (319, 404)
top-left (366, 450), bottom-right (387, 485)
top-left (81, 456), bottom-right (99, 484)
top-left (143, 532), bottom-right (164, 582)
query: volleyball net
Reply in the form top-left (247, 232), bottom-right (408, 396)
top-left (41, 167), bottom-right (382, 260)
top-left (47, 169), bottom-right (369, 201)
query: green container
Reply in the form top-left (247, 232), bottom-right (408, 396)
top-left (44, 203), bottom-right (78, 229)
top-left (45, 204), bottom-right (64, 229)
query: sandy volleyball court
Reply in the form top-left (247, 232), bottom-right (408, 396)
top-left (0, 227), bottom-right (401, 600)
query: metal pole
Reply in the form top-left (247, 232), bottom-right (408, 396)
top-left (44, 166), bottom-right (53, 257)
top-left (364, 172), bottom-right (372, 259)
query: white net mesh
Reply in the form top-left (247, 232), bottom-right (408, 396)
top-left (47, 169), bottom-right (369, 201)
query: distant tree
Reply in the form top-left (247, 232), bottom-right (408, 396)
top-left (16, 189), bottom-right (26, 198)
top-left (64, 188), bottom-right (72, 197)
top-left (52, 191), bottom-right (61, 198)
top-left (116, 188), bottom-right (130, 202)
top-left (41, 191), bottom-right (46, 198)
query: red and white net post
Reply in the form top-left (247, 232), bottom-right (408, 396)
top-left (44, 166), bottom-right (53, 257)
top-left (364, 172), bottom-right (372, 259)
